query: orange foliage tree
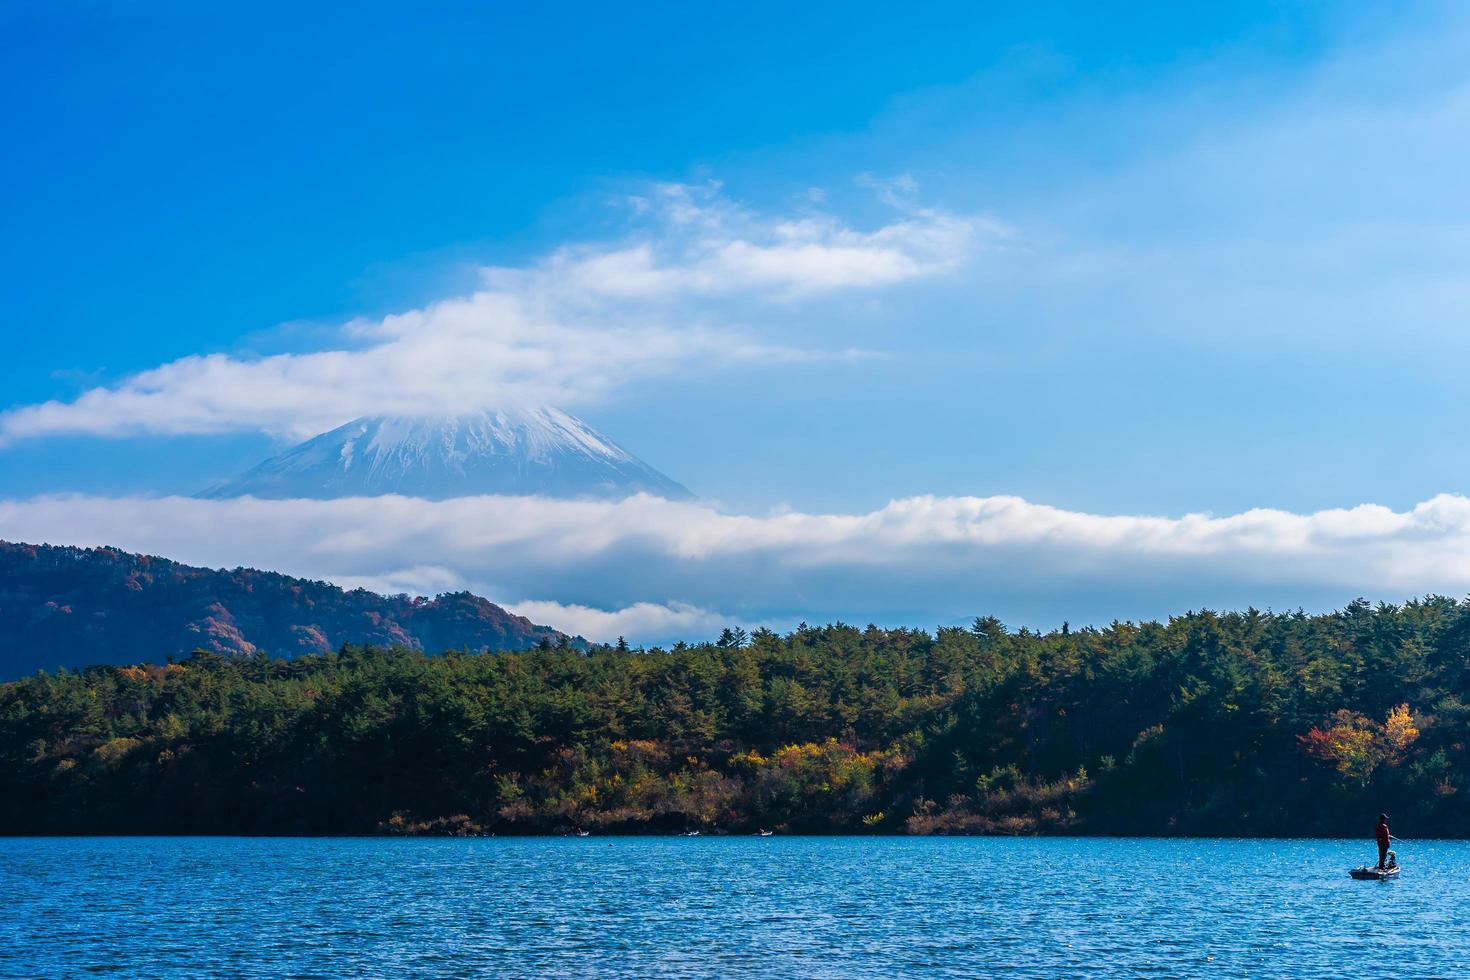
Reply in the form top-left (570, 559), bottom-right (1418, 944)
top-left (1299, 704), bottom-right (1420, 784)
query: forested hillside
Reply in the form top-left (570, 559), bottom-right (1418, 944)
top-left (0, 541), bottom-right (568, 677)
top-left (4, 599), bottom-right (1468, 836)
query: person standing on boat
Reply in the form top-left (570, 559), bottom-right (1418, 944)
top-left (1375, 814), bottom-right (1391, 869)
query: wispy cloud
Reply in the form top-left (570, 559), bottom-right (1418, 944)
top-left (2, 491), bottom-right (1467, 643)
top-left (0, 183), bottom-right (990, 445)
top-left (951, 18), bottom-right (1470, 357)
top-left (501, 182), bottom-right (995, 302)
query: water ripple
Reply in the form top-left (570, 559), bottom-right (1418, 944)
top-left (2, 837), bottom-right (1466, 978)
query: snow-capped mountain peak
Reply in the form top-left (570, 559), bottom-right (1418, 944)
top-left (197, 408), bottom-right (693, 501)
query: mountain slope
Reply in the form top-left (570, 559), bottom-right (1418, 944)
top-left (0, 541), bottom-right (572, 678)
top-left (197, 408), bottom-right (694, 501)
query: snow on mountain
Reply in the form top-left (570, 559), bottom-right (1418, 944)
top-left (197, 408), bottom-right (694, 501)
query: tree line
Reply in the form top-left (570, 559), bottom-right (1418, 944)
top-left (3, 597), bottom-right (1468, 836)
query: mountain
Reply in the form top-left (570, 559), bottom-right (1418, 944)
top-left (0, 541), bottom-right (573, 678)
top-left (197, 407), bottom-right (694, 501)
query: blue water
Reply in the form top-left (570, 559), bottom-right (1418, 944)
top-left (2, 836), bottom-right (1464, 978)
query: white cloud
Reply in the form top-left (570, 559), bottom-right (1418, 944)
top-left (317, 563), bottom-right (733, 643)
top-left (2, 491), bottom-right (1468, 644)
top-left (0, 183), bottom-right (989, 445)
top-left (503, 599), bottom-right (730, 645)
top-left (329, 565), bottom-right (470, 598)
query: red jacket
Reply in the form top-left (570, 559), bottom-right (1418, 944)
top-left (1376, 820), bottom-right (1390, 846)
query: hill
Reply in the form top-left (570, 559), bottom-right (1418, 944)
top-left (0, 541), bottom-right (570, 677)
top-left (197, 408), bottom-right (694, 501)
top-left (3, 599), bottom-right (1468, 836)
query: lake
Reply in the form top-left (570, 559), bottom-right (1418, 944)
top-left (2, 836), bottom-right (1464, 977)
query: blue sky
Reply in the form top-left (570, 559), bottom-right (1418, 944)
top-left (4, 1), bottom-right (1470, 640)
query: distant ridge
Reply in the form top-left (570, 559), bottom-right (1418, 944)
top-left (197, 407), bottom-right (694, 501)
top-left (0, 540), bottom-right (574, 678)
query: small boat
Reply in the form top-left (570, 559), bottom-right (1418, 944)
top-left (1349, 865), bottom-right (1400, 880)
top-left (757, 829), bottom-right (773, 837)
top-left (682, 830), bottom-right (701, 837)
top-left (575, 829), bottom-right (590, 837)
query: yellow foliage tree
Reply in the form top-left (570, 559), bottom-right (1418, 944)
top-left (1383, 704), bottom-right (1419, 753)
